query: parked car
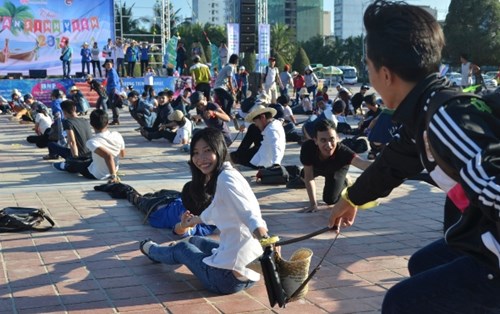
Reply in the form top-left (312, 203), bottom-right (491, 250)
top-left (484, 71), bottom-right (499, 82)
top-left (445, 72), bottom-right (462, 86)
top-left (482, 74), bottom-right (498, 88)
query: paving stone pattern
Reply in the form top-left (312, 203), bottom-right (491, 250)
top-left (0, 110), bottom-right (444, 313)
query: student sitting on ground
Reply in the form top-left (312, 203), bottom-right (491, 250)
top-left (140, 90), bottom-right (174, 141)
top-left (26, 104), bottom-right (53, 148)
top-left (53, 109), bottom-right (125, 183)
top-left (287, 119), bottom-right (371, 213)
top-left (139, 128), bottom-right (271, 295)
top-left (230, 103), bottom-right (286, 169)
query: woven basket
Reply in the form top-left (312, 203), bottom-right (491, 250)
top-left (275, 248), bottom-right (313, 301)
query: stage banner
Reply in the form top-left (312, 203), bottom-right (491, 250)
top-left (226, 23), bottom-right (239, 58)
top-left (0, 77), bottom-right (180, 106)
top-left (0, 0), bottom-right (114, 76)
top-left (258, 24), bottom-right (270, 73)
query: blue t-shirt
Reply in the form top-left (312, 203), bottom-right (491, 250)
top-left (51, 98), bottom-right (63, 118)
top-left (80, 48), bottom-right (91, 62)
top-left (139, 46), bottom-right (150, 61)
top-left (147, 198), bottom-right (217, 237)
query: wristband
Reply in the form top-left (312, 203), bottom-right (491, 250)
top-left (341, 187), bottom-right (378, 210)
top-left (259, 235), bottom-right (280, 247)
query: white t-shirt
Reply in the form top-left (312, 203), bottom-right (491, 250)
top-left (461, 62), bottom-right (471, 86)
top-left (264, 66), bottom-right (279, 88)
top-left (115, 44), bottom-right (125, 59)
top-left (144, 72), bottom-right (154, 85)
top-left (283, 106), bottom-right (293, 122)
top-left (35, 113), bottom-right (53, 134)
top-left (86, 130), bottom-right (125, 180)
top-left (173, 119), bottom-right (192, 144)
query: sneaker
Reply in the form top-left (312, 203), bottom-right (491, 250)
top-left (109, 120), bottom-right (120, 125)
top-left (286, 176), bottom-right (306, 189)
top-left (139, 238), bottom-right (159, 263)
top-left (43, 154), bottom-right (59, 160)
top-left (53, 162), bottom-right (66, 171)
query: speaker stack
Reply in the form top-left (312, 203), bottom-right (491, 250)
top-left (29, 69), bottom-right (47, 79)
top-left (240, 0), bottom-right (256, 53)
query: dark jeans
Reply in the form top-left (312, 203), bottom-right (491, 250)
top-left (116, 58), bottom-right (125, 77)
top-left (195, 82), bottom-right (211, 101)
top-left (96, 96), bottom-right (108, 111)
top-left (140, 60), bottom-right (149, 76)
top-left (107, 94), bottom-right (120, 122)
top-left (213, 88), bottom-right (234, 116)
top-left (47, 142), bottom-right (71, 159)
top-left (382, 239), bottom-right (500, 313)
top-left (229, 123), bottom-right (262, 168)
top-left (62, 60), bottom-right (71, 78)
top-left (127, 61), bottom-right (136, 77)
top-left (81, 61), bottom-right (90, 75)
top-left (91, 60), bottom-right (102, 77)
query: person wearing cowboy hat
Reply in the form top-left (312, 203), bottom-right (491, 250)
top-left (68, 85), bottom-right (90, 116)
top-left (80, 42), bottom-right (91, 76)
top-left (261, 56), bottom-right (283, 104)
top-left (230, 101), bottom-right (286, 169)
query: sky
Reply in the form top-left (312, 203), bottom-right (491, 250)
top-left (170, 0), bottom-right (452, 22)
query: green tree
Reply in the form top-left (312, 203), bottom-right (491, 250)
top-left (292, 47), bottom-right (310, 74)
top-left (114, 2), bottom-right (147, 38)
top-left (0, 1), bottom-right (34, 35)
top-left (443, 0), bottom-right (500, 65)
top-left (275, 52), bottom-right (286, 72)
top-left (270, 23), bottom-right (296, 64)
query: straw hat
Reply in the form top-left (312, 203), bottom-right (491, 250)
top-left (70, 86), bottom-right (79, 92)
top-left (276, 248), bottom-right (313, 301)
top-left (245, 104), bottom-right (277, 122)
top-left (12, 89), bottom-right (21, 97)
top-left (168, 110), bottom-right (184, 122)
top-left (299, 87), bottom-right (309, 96)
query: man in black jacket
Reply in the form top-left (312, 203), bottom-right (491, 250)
top-left (328, 1), bottom-right (500, 313)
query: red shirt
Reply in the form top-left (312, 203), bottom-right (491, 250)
top-left (293, 75), bottom-right (305, 89)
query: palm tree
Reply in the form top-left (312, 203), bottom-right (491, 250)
top-left (270, 23), bottom-right (296, 64)
top-left (114, 2), bottom-right (146, 38)
top-left (0, 1), bottom-right (34, 35)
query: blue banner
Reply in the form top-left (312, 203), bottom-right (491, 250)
top-left (0, 76), bottom-right (189, 105)
top-left (0, 0), bottom-right (114, 76)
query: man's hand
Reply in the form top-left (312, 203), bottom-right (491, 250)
top-left (328, 197), bottom-right (358, 229)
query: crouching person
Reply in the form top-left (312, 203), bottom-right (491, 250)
top-left (54, 110), bottom-right (125, 183)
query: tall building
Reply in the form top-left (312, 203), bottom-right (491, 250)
top-left (193, 0), bottom-right (231, 25)
top-left (333, 0), bottom-right (369, 39)
top-left (334, 1), bottom-right (439, 39)
top-left (268, 0), bottom-right (324, 42)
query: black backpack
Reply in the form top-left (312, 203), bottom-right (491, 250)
top-left (0, 207), bottom-right (55, 232)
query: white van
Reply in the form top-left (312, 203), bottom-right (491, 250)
top-left (338, 66), bottom-right (358, 85)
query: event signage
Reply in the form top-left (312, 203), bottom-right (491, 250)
top-left (0, 0), bottom-right (114, 76)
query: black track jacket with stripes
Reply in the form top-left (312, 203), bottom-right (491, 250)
top-left (347, 73), bottom-right (500, 272)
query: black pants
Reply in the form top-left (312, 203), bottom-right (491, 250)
top-left (230, 124), bottom-right (262, 168)
top-left (27, 129), bottom-right (51, 148)
top-left (195, 82), bottom-right (211, 101)
top-left (140, 60), bottom-right (149, 76)
top-left (65, 157), bottom-right (96, 179)
top-left (142, 127), bottom-right (176, 142)
top-left (213, 88), bottom-right (234, 116)
top-left (302, 165), bottom-right (349, 205)
top-left (91, 60), bottom-right (102, 77)
top-left (127, 61), bottom-right (136, 77)
top-left (107, 94), bottom-right (120, 122)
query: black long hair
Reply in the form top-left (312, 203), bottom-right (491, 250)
top-left (188, 128), bottom-right (228, 209)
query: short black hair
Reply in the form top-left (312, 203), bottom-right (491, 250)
top-left (228, 54), bottom-right (239, 64)
top-left (364, 93), bottom-right (377, 106)
top-left (90, 109), bottom-right (109, 130)
top-left (314, 118), bottom-right (337, 135)
top-left (61, 100), bottom-right (76, 113)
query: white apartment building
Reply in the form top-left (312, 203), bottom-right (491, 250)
top-left (192, 0), bottom-right (231, 25)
